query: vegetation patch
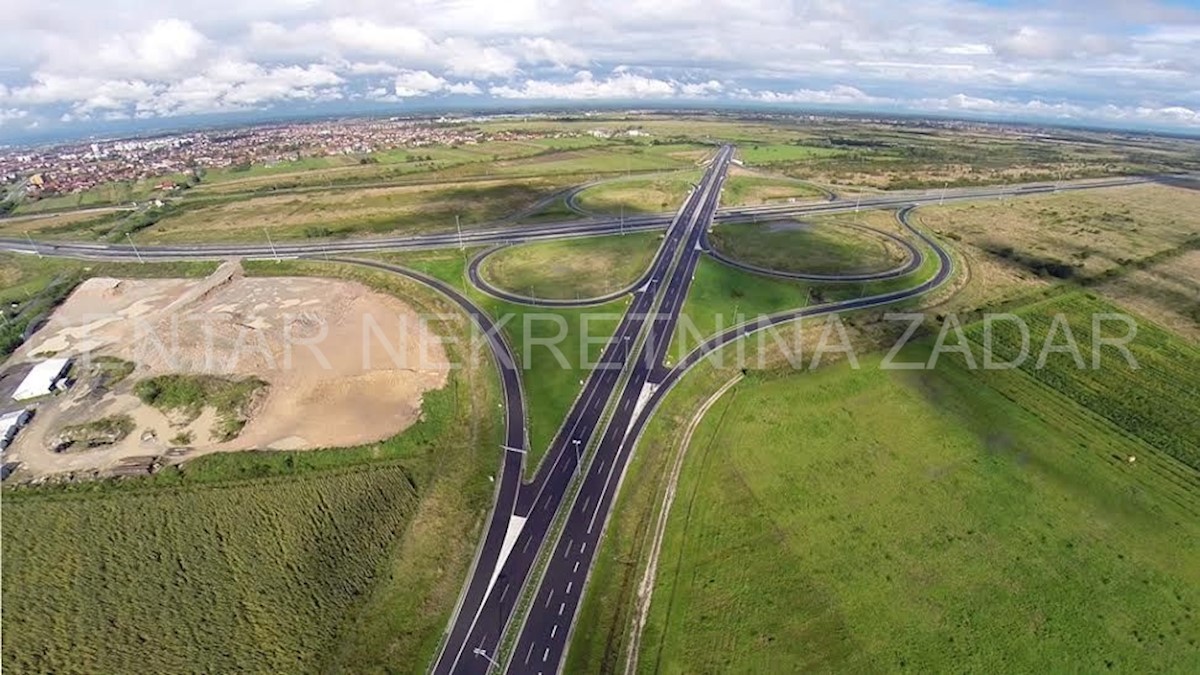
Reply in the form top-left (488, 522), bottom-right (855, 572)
top-left (50, 414), bottom-right (136, 453)
top-left (134, 374), bottom-right (267, 442)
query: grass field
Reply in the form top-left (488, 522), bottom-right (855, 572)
top-left (916, 184), bottom-right (1200, 281)
top-left (640, 318), bottom-right (1200, 672)
top-left (2, 259), bottom-right (505, 674)
top-left (708, 211), bottom-right (907, 276)
top-left (479, 231), bottom-right (661, 300)
top-left (1095, 247), bottom-right (1199, 341)
top-left (139, 176), bottom-right (582, 242)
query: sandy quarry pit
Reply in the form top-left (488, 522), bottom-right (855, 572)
top-left (4, 261), bottom-right (449, 478)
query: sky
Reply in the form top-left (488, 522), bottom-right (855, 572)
top-left (1, 0), bottom-right (1199, 141)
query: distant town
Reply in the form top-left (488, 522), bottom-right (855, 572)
top-left (0, 116), bottom-right (588, 202)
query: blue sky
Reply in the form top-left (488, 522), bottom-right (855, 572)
top-left (1, 0), bottom-right (1198, 140)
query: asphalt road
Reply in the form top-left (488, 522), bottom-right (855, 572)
top-left (429, 145), bottom-right (736, 675)
top-left (509, 204), bottom-right (955, 675)
top-left (0, 175), bottom-right (1151, 263)
top-left (0, 156), bottom-right (1166, 675)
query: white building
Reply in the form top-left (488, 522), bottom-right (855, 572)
top-left (12, 358), bottom-right (72, 401)
top-left (1, 409), bottom-right (32, 450)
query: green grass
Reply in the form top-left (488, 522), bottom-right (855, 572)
top-left (2, 464), bottom-right (424, 673)
top-left (708, 217), bottom-right (903, 275)
top-left (54, 414), bottom-right (136, 451)
top-left (89, 355), bottom-right (135, 387)
top-left (135, 374), bottom-right (267, 441)
top-left (3, 258), bottom-right (505, 674)
top-left (376, 249), bottom-right (624, 474)
top-left (641, 339), bottom-right (1200, 672)
top-left (735, 143), bottom-right (847, 165)
top-left (720, 174), bottom-right (826, 205)
top-left (574, 172), bottom-right (700, 214)
top-left (479, 232), bottom-right (661, 300)
top-left (963, 291), bottom-right (1200, 470)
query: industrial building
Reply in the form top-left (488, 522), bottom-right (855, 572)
top-left (11, 357), bottom-right (73, 401)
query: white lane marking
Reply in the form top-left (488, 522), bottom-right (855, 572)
top-left (559, 602), bottom-right (566, 616)
top-left (543, 648), bottom-right (550, 662)
top-left (525, 643), bottom-right (535, 664)
top-left (500, 584), bottom-right (510, 603)
top-left (484, 515), bottom-right (526, 600)
top-left (522, 534), bottom-right (533, 553)
top-left (599, 460), bottom-right (607, 473)
top-left (573, 561), bottom-right (580, 573)
top-left (551, 624), bottom-right (558, 638)
top-left (582, 495), bottom-right (592, 512)
top-left (580, 541), bottom-right (587, 554)
top-left (564, 539), bottom-right (573, 558)
top-left (545, 589), bottom-right (555, 608)
top-left (566, 581), bottom-right (573, 595)
top-left (542, 494), bottom-right (554, 510)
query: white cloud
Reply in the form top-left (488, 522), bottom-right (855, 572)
top-left (0, 108), bottom-right (29, 126)
top-left (515, 37), bottom-right (588, 68)
top-left (738, 84), bottom-right (889, 106)
top-left (390, 69), bottom-right (481, 98)
top-left (0, 0), bottom-right (1198, 131)
top-left (490, 70), bottom-right (678, 99)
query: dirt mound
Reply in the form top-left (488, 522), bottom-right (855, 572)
top-left (5, 263), bottom-right (449, 478)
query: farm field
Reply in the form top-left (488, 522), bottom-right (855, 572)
top-left (479, 231), bottom-right (661, 300)
top-left (708, 210), bottom-right (909, 275)
top-left (639, 322), bottom-right (1200, 672)
top-left (1, 259), bottom-right (506, 674)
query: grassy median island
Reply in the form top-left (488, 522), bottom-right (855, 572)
top-left (708, 211), bottom-right (909, 275)
top-left (637, 305), bottom-right (1200, 672)
top-left (479, 231), bottom-right (661, 300)
top-left (574, 172), bottom-right (700, 214)
top-left (2, 260), bottom-right (505, 674)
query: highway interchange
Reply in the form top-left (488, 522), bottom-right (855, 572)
top-left (0, 150), bottom-right (1160, 674)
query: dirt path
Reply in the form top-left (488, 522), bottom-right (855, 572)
top-left (623, 373), bottom-right (742, 673)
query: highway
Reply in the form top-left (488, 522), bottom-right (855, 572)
top-left (0, 153), bottom-right (1163, 675)
top-left (430, 145), bottom-right (735, 674)
top-left (0, 175), bottom-right (1151, 263)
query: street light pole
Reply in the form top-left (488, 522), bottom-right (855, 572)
top-left (262, 228), bottom-right (279, 262)
top-left (456, 214), bottom-right (464, 250)
top-left (125, 232), bottom-right (144, 264)
top-left (25, 231), bottom-right (41, 259)
top-left (939, 181), bottom-right (948, 206)
top-left (572, 438), bottom-right (582, 468)
top-left (472, 648), bottom-right (500, 671)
